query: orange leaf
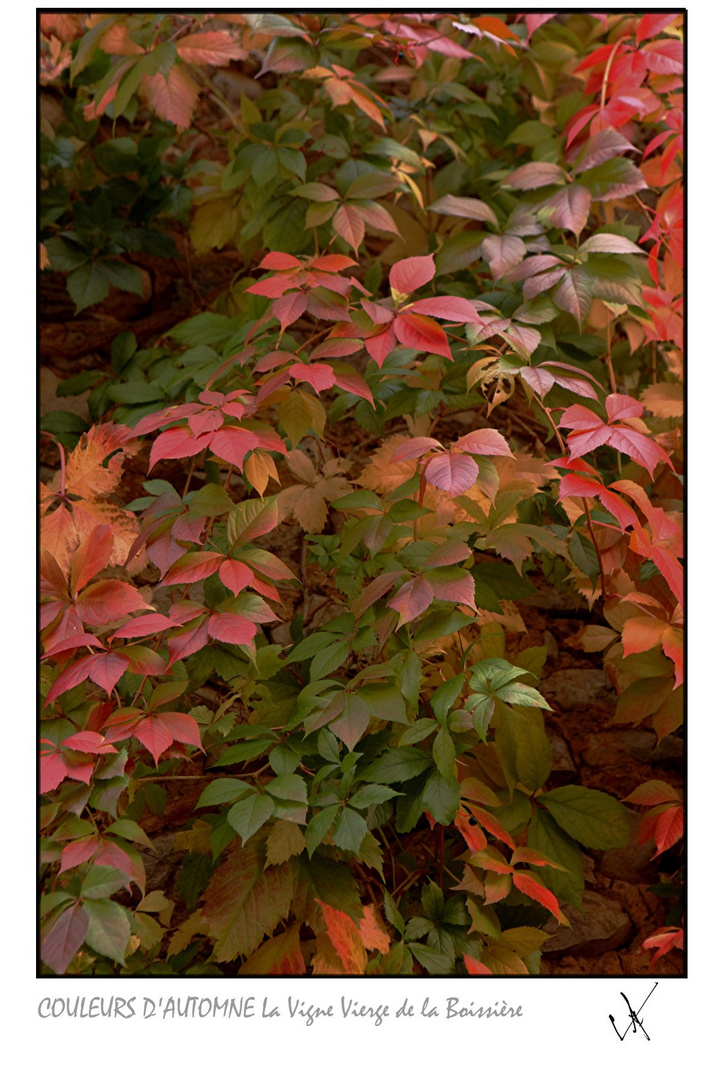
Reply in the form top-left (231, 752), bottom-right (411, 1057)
top-left (176, 30), bottom-right (247, 66)
top-left (318, 902), bottom-right (367, 974)
top-left (140, 66), bottom-right (200, 129)
top-left (358, 905), bottom-right (390, 954)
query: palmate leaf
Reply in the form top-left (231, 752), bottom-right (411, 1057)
top-left (200, 833), bottom-right (294, 962)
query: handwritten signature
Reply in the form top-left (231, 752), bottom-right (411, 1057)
top-left (609, 983), bottom-right (658, 1041)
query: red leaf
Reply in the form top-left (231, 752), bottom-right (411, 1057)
top-left (132, 715), bottom-right (175, 765)
top-left (114, 613), bottom-right (180, 638)
top-left (364, 324), bottom-right (397, 367)
top-left (464, 956), bottom-right (492, 975)
top-left (512, 871), bottom-right (562, 921)
top-left (258, 253), bottom-right (302, 271)
top-left (289, 362), bottom-right (336, 393)
top-left (642, 39), bottom-right (683, 75)
top-left (158, 711), bottom-right (203, 750)
top-left (424, 452), bottom-right (479, 496)
top-left (469, 806), bottom-right (515, 849)
top-left (218, 559), bottom-right (254, 596)
top-left (455, 809), bottom-right (488, 852)
top-left (70, 525), bottom-right (114, 594)
top-left (652, 804), bottom-right (683, 856)
top-left (317, 902), bottom-right (366, 974)
top-left (41, 904), bottom-right (88, 974)
top-left (271, 291), bottom-right (308, 336)
top-left (636, 13), bottom-right (679, 44)
top-left (207, 612), bottom-right (259, 646)
top-left (606, 394), bottom-right (643, 423)
top-left (40, 748), bottom-right (68, 793)
top-left (425, 567), bottom-right (476, 607)
top-left (395, 311), bottom-right (452, 360)
top-left (351, 571), bottom-right (404, 620)
top-left (423, 539), bottom-right (473, 568)
top-left (606, 428), bottom-right (672, 478)
top-left (63, 731), bottom-right (117, 754)
top-left (209, 427), bottom-right (261, 470)
top-left (76, 580), bottom-right (149, 624)
top-left (149, 428), bottom-right (213, 471)
top-left (162, 551), bottom-right (224, 586)
top-left (387, 576), bottom-right (434, 625)
top-left (87, 652), bottom-right (130, 696)
top-left (167, 620), bottom-right (210, 666)
top-left (60, 836), bottom-right (100, 873)
top-left (389, 254), bottom-right (435, 298)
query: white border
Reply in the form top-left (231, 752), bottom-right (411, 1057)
top-left (11, 3), bottom-right (708, 1074)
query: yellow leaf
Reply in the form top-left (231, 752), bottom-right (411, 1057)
top-left (190, 197), bottom-right (240, 255)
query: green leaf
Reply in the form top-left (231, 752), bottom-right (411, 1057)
top-left (333, 807), bottom-right (368, 853)
top-left (67, 263), bottom-right (110, 312)
top-left (201, 834), bottom-right (294, 962)
top-left (513, 720), bottom-right (552, 793)
top-left (433, 727), bottom-right (456, 779)
top-left (429, 675), bottom-right (464, 723)
top-left (265, 820), bottom-right (306, 866)
top-left (265, 774), bottom-right (308, 803)
top-left (497, 683), bottom-right (552, 710)
top-left (81, 865), bottom-right (130, 900)
top-left (83, 898), bottom-right (131, 965)
top-left (196, 778), bottom-right (253, 808)
top-left (359, 747), bottom-right (432, 784)
top-left (423, 769), bottom-right (460, 825)
top-left (537, 785), bottom-right (629, 849)
top-left (304, 805), bottom-right (340, 857)
top-left (349, 783), bottom-right (401, 809)
top-left (528, 809), bottom-right (585, 913)
top-left (311, 640), bottom-right (351, 681)
top-left (104, 819), bottom-right (154, 850)
top-left (227, 794), bottom-right (275, 844)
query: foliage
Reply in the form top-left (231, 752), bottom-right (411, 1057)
top-left (40, 11), bottom-right (683, 976)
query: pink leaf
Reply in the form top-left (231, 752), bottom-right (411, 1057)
top-left (114, 613), bottom-right (180, 638)
top-left (606, 393), bottom-right (643, 423)
top-left (453, 429), bottom-right (513, 457)
top-left (409, 296), bottom-right (480, 323)
top-left (481, 234), bottom-right (527, 280)
top-left (424, 452), bottom-right (479, 496)
top-left (207, 612), bottom-right (259, 646)
top-left (504, 162), bottom-right (567, 190)
top-left (271, 292), bottom-right (308, 336)
top-left (391, 437), bottom-right (442, 463)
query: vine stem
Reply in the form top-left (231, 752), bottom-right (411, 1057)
top-left (600, 39), bottom-right (622, 110)
top-left (540, 399), bottom-right (608, 601)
